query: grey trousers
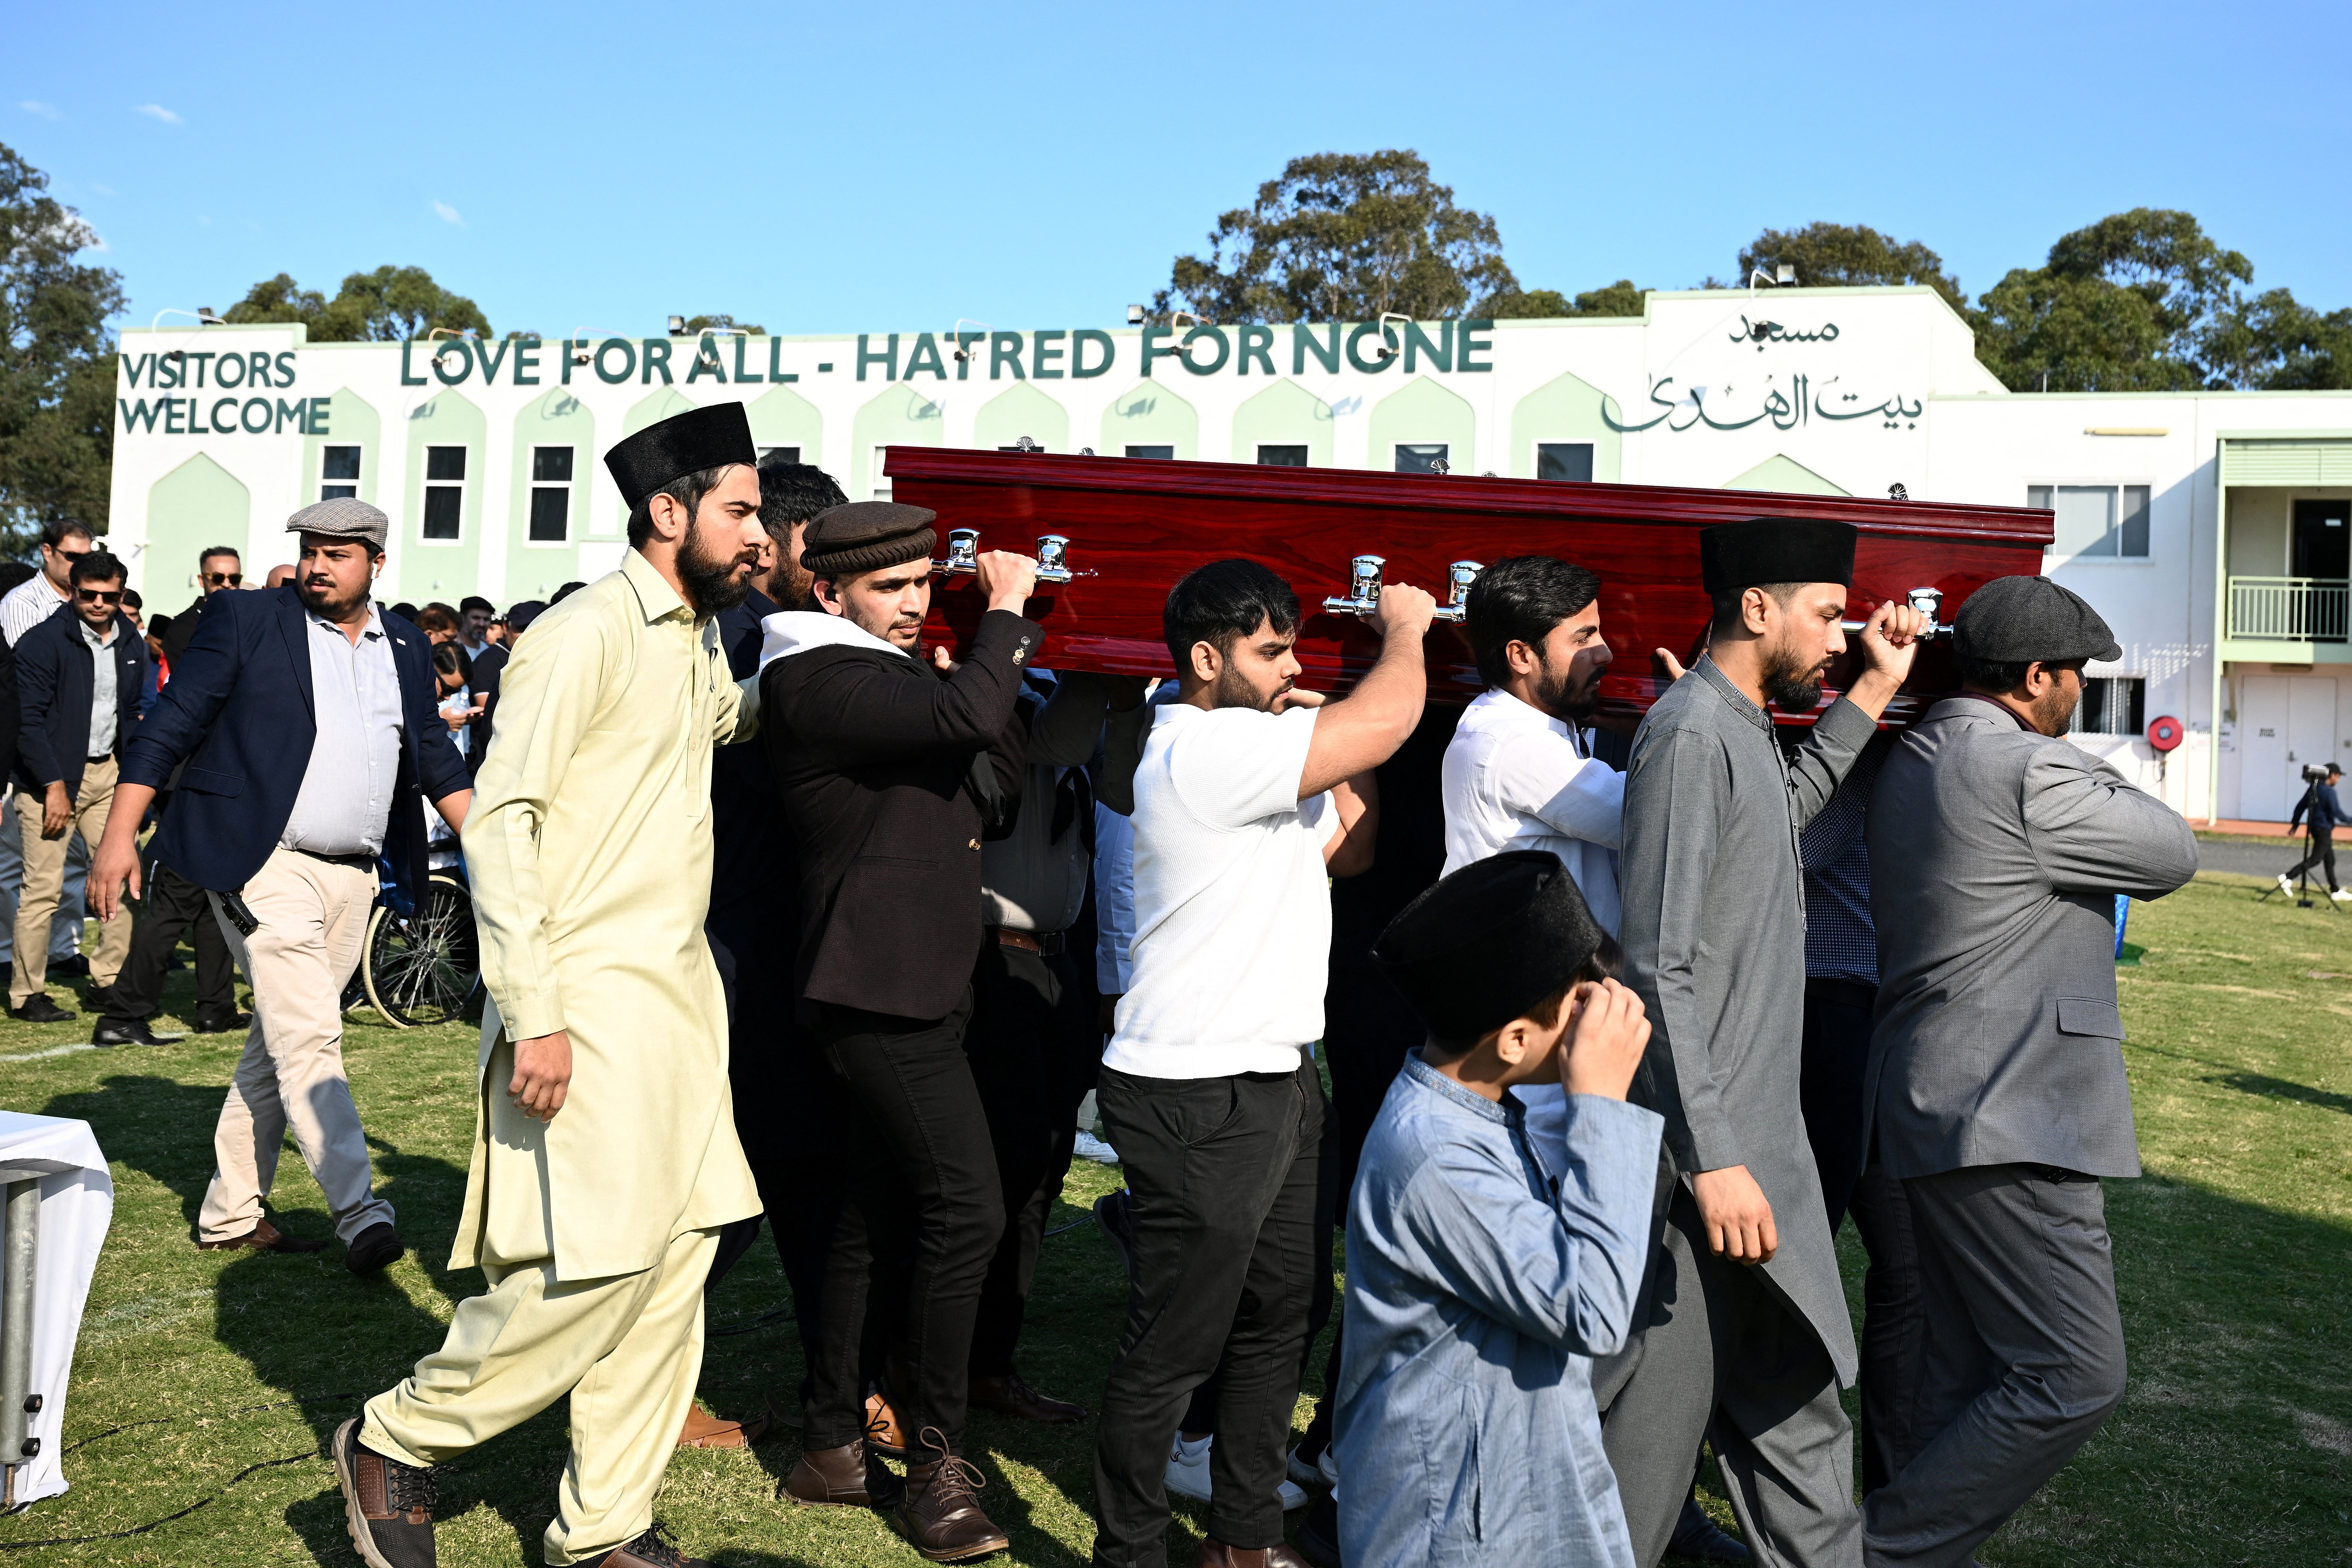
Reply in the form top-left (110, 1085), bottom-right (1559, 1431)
top-left (1862, 1164), bottom-right (2126, 1567)
top-left (1600, 1179), bottom-right (1862, 1568)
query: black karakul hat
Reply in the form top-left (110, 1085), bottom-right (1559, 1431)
top-left (799, 501), bottom-right (939, 577)
top-left (1700, 516), bottom-right (1857, 595)
top-left (603, 402), bottom-right (757, 508)
top-left (1953, 575), bottom-right (2122, 664)
top-left (1373, 851), bottom-right (1604, 1043)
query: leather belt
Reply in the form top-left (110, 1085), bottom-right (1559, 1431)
top-left (289, 847), bottom-right (377, 871)
top-left (987, 927), bottom-right (1064, 957)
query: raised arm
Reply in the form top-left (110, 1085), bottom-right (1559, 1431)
top-left (769, 608), bottom-right (1036, 761)
top-left (2023, 747), bottom-right (2199, 899)
top-left (1298, 583), bottom-right (1435, 800)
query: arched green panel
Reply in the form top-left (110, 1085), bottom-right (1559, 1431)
top-left (402, 388), bottom-right (488, 599)
top-left (1097, 382), bottom-right (1197, 459)
top-left (748, 383), bottom-right (825, 469)
top-left (1230, 379), bottom-right (1334, 468)
top-left (624, 387), bottom-right (695, 436)
top-left (1367, 377), bottom-right (1476, 474)
top-left (145, 454), bottom-right (250, 608)
top-left (505, 389), bottom-right (598, 600)
top-left (1723, 453), bottom-right (1848, 496)
top-left (300, 387), bottom-right (383, 513)
top-left (973, 382), bottom-right (1070, 453)
top-left (851, 386), bottom-right (947, 499)
top-left (1508, 367), bottom-right (1623, 481)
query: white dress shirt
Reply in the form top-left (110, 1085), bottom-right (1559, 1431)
top-left (0, 574), bottom-right (68, 648)
top-left (79, 618), bottom-right (120, 760)
top-left (1440, 686), bottom-right (1626, 936)
top-left (280, 603), bottom-right (405, 857)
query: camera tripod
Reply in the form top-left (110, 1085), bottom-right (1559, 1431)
top-left (2261, 837), bottom-right (2345, 912)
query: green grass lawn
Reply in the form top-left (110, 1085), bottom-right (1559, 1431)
top-left (2, 873), bottom-right (2348, 1564)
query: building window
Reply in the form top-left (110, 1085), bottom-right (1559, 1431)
top-left (2031, 484), bottom-right (2149, 558)
top-left (1536, 442), bottom-right (1594, 483)
top-left (321, 445), bottom-right (361, 500)
top-left (759, 445), bottom-right (801, 466)
top-left (1125, 445), bottom-right (1174, 460)
top-left (871, 446), bottom-right (893, 499)
top-left (1258, 444), bottom-right (1309, 467)
top-left (1395, 443), bottom-right (1450, 474)
top-left (2069, 676), bottom-right (2145, 738)
top-left (529, 446), bottom-right (572, 542)
top-left (423, 446), bottom-right (466, 540)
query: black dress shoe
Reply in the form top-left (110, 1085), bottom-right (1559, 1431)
top-left (83, 983), bottom-right (119, 1015)
top-left (93, 1019), bottom-right (181, 1047)
top-left (10, 994), bottom-right (75, 1023)
top-left (1670, 1497), bottom-right (1753, 1562)
top-left (193, 1010), bottom-right (252, 1034)
top-left (48, 953), bottom-right (89, 978)
top-left (346, 1222), bottom-right (406, 1275)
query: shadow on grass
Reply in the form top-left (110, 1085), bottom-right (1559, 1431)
top-left (2207, 1071), bottom-right (2352, 1117)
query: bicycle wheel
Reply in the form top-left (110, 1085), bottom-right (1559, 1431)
top-left (363, 873), bottom-right (481, 1028)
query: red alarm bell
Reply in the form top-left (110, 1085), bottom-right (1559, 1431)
top-left (2146, 715), bottom-right (2184, 752)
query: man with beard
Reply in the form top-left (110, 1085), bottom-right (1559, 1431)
top-left (1862, 577), bottom-right (2195, 1568)
top-left (760, 502), bottom-right (1040, 1560)
top-left (330, 403), bottom-right (768, 1568)
top-left (1603, 518), bottom-right (1924, 1568)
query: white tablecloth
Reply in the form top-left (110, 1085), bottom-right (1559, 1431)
top-left (0, 1111), bottom-right (113, 1508)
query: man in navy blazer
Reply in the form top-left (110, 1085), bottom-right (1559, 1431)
top-left (7, 551), bottom-right (147, 1023)
top-left (92, 499), bottom-right (472, 1272)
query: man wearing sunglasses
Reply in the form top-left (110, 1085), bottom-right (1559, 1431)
top-left (7, 551), bottom-right (147, 1023)
top-left (0, 519), bottom-right (103, 1003)
top-left (161, 546), bottom-right (244, 670)
top-left (0, 518), bottom-right (95, 649)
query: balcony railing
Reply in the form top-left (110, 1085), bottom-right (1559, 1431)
top-left (2229, 576), bottom-right (2350, 641)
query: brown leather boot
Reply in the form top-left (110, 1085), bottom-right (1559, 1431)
top-left (676, 1403), bottom-right (769, 1449)
top-left (784, 1438), bottom-right (904, 1509)
top-left (969, 1370), bottom-right (1088, 1424)
top-left (893, 1427), bottom-right (1010, 1562)
top-left (866, 1389), bottom-right (910, 1458)
top-left (1196, 1540), bottom-right (1313, 1568)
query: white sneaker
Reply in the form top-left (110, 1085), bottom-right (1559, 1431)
top-left (1285, 1442), bottom-right (1340, 1490)
top-left (1165, 1436), bottom-right (1308, 1510)
top-left (2280, 873), bottom-right (2296, 894)
top-left (2331, 889), bottom-right (2351, 902)
top-left (1074, 1131), bottom-right (1120, 1165)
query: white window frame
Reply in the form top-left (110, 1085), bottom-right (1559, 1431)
top-left (1255, 443), bottom-right (1311, 467)
top-left (871, 445), bottom-right (893, 499)
top-left (420, 445), bottom-right (468, 545)
top-left (2068, 674), bottom-right (2147, 738)
top-left (1532, 440), bottom-right (1596, 483)
top-left (319, 443), bottom-right (363, 501)
top-left (2028, 481), bottom-right (2153, 563)
top-left (526, 444), bottom-right (574, 547)
top-left (1394, 442), bottom-right (1450, 474)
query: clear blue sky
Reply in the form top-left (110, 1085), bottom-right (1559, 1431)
top-left (11, 0), bottom-right (2350, 339)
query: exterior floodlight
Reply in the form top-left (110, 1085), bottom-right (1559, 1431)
top-left (1127, 304), bottom-right (1146, 325)
top-left (1374, 311), bottom-right (1410, 361)
top-left (197, 306), bottom-right (222, 325)
top-left (1776, 264), bottom-right (1796, 284)
top-left (667, 315), bottom-right (686, 335)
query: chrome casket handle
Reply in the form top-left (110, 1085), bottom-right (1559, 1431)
top-left (1841, 586), bottom-right (1951, 640)
top-left (1323, 554), bottom-right (1387, 617)
top-left (932, 528), bottom-right (980, 576)
top-left (1429, 560), bottom-right (1482, 624)
top-left (1036, 535), bottom-right (1072, 585)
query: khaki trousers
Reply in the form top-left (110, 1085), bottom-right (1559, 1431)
top-left (196, 847), bottom-right (392, 1245)
top-left (362, 1226), bottom-right (720, 1565)
top-left (10, 758), bottom-right (130, 1006)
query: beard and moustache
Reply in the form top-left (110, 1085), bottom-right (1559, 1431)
top-left (1534, 656), bottom-right (1603, 722)
top-left (677, 522), bottom-right (759, 614)
top-left (1758, 635), bottom-right (1830, 713)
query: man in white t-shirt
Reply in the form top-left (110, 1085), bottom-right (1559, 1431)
top-left (1091, 558), bottom-right (1434, 1568)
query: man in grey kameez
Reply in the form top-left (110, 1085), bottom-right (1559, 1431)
top-left (1604, 518), bottom-right (1926, 1568)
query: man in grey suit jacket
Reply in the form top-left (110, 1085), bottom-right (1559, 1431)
top-left (1607, 517), bottom-right (1926, 1568)
top-left (1862, 576), bottom-right (2197, 1567)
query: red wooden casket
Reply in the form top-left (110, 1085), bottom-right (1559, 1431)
top-left (885, 448), bottom-right (2055, 727)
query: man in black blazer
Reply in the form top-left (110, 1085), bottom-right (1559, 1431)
top-left (761, 501), bottom-right (1036, 1557)
top-left (90, 499), bottom-right (472, 1273)
top-left (8, 551), bottom-right (147, 1023)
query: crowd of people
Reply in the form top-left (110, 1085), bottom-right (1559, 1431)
top-left (15, 395), bottom-right (2201, 1568)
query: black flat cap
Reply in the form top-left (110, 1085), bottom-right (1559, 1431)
top-left (1952, 575), bottom-right (2120, 665)
top-left (800, 501), bottom-right (939, 577)
top-left (1700, 517), bottom-right (1857, 595)
top-left (1373, 850), bottom-right (1604, 1043)
top-left (603, 402), bottom-right (756, 509)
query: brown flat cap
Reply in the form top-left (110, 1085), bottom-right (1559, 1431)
top-left (800, 501), bottom-right (938, 577)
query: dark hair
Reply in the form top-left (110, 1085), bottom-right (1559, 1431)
top-left (389, 601), bottom-right (420, 621)
top-left (1955, 653), bottom-right (2084, 692)
top-left (413, 605), bottom-right (459, 637)
top-left (69, 551), bottom-right (125, 587)
top-left (550, 580), bottom-right (587, 604)
top-left (1464, 555), bottom-right (1602, 688)
top-left (505, 599), bottom-right (549, 636)
top-left (122, 587), bottom-right (142, 610)
top-left (459, 595), bottom-right (493, 616)
top-left (1422, 931), bottom-right (1628, 1059)
top-left (431, 641), bottom-right (473, 683)
top-left (0, 563), bottom-right (33, 594)
top-left (1708, 581), bottom-right (1807, 638)
top-left (41, 518), bottom-right (93, 551)
top-left (199, 545), bottom-right (240, 568)
top-left (149, 612), bottom-right (174, 637)
top-left (757, 462), bottom-right (849, 539)
top-left (626, 462), bottom-right (736, 549)
top-left (1162, 559), bottom-right (1300, 669)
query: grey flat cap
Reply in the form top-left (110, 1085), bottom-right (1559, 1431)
top-left (1953, 575), bottom-right (2121, 665)
top-left (288, 496), bottom-right (389, 552)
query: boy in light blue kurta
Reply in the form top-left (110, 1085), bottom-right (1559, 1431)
top-left (1336, 849), bottom-right (1665, 1568)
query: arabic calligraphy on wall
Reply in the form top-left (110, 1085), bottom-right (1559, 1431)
top-left (1730, 315), bottom-right (1840, 347)
top-left (1604, 374), bottom-right (1922, 435)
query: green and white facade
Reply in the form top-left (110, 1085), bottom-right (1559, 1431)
top-left (108, 286), bottom-right (2352, 823)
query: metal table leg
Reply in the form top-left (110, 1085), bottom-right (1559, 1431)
top-left (0, 1177), bottom-right (38, 1512)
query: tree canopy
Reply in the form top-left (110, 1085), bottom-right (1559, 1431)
top-left (0, 141), bottom-right (123, 554)
top-left (1737, 223), bottom-right (1965, 312)
top-left (1483, 280), bottom-right (1650, 319)
top-left (223, 265), bottom-right (492, 341)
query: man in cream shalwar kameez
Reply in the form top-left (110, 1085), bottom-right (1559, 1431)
top-left (339, 405), bottom-right (766, 1568)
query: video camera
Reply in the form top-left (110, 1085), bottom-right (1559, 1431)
top-left (2304, 763), bottom-right (2336, 784)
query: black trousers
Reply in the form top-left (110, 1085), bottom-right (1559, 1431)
top-left (2287, 830), bottom-right (2339, 890)
top-left (98, 860), bottom-right (236, 1030)
top-left (1849, 1162), bottom-right (1925, 1496)
top-left (1091, 1060), bottom-right (1322, 1566)
top-left (806, 989), bottom-right (1001, 1459)
top-left (965, 938), bottom-right (1097, 1377)
top-left (1798, 976), bottom-right (1877, 1231)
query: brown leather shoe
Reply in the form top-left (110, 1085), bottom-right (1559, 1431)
top-left (866, 1389), bottom-right (910, 1458)
top-left (894, 1427), bottom-right (1010, 1562)
top-left (784, 1438), bottom-right (905, 1510)
top-left (198, 1217), bottom-right (329, 1254)
top-left (970, 1370), bottom-right (1087, 1424)
top-left (676, 1403), bottom-right (770, 1449)
top-left (332, 1417), bottom-right (438, 1568)
top-left (1197, 1540), bottom-right (1313, 1568)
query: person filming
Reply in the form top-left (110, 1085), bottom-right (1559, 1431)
top-left (2281, 763), bottom-right (2349, 902)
